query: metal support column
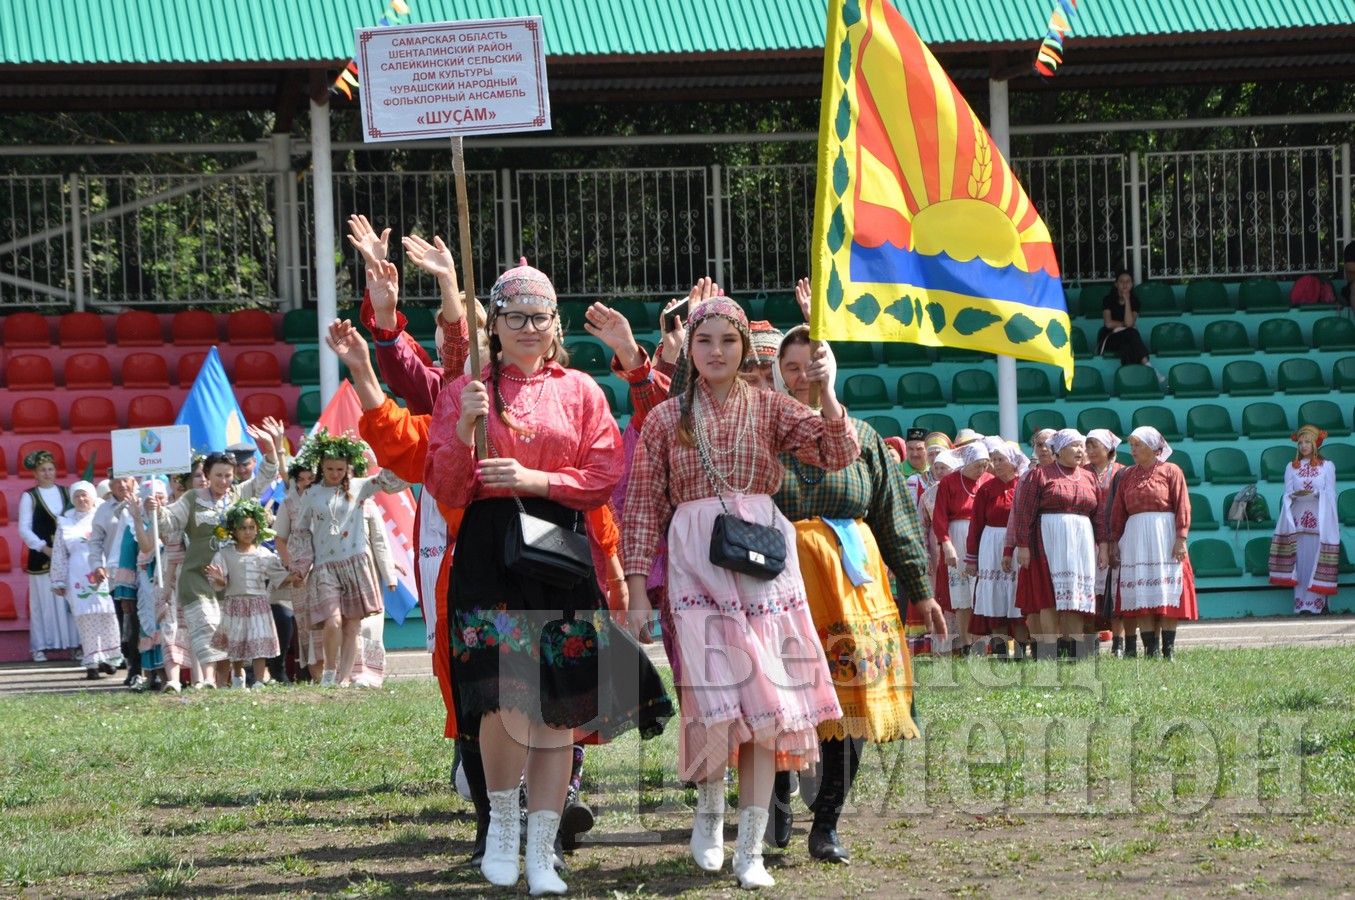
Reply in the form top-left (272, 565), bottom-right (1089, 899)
top-left (989, 78), bottom-right (1017, 442)
top-left (269, 133), bottom-right (295, 310)
top-left (311, 98), bottom-right (339, 404)
top-left (500, 167), bottom-right (514, 271)
top-left (1128, 151), bottom-right (1144, 282)
top-left (68, 173), bottom-right (84, 311)
top-left (710, 164), bottom-right (726, 287)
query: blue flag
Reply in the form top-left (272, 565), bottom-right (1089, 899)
top-left (174, 347), bottom-right (256, 456)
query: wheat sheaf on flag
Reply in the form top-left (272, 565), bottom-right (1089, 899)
top-left (810, 0), bottom-right (1073, 387)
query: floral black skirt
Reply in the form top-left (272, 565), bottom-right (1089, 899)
top-left (449, 497), bottom-right (672, 742)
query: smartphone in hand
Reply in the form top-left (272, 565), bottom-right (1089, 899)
top-left (662, 298), bottom-right (689, 332)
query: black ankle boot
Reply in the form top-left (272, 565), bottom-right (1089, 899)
top-left (560, 784), bottom-right (594, 852)
top-left (808, 821), bottom-right (850, 864)
top-left (1111, 636), bottom-right (1124, 658)
top-left (1161, 630), bottom-right (1176, 660)
top-left (1141, 630), bottom-right (1160, 658)
top-left (1056, 637), bottom-right (1074, 661)
top-left (770, 771), bottom-right (793, 848)
top-left (1124, 634), bottom-right (1138, 658)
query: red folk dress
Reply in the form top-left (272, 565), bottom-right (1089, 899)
top-left (965, 475), bottom-right (1020, 632)
top-left (1108, 462), bottom-right (1198, 619)
top-left (930, 470), bottom-right (990, 612)
top-left (1009, 463), bottom-right (1103, 615)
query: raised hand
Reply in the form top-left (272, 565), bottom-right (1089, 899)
top-left (204, 562), bottom-right (227, 586)
top-left (367, 259), bottom-right (400, 330)
top-left (402, 233), bottom-right (458, 282)
top-left (346, 214), bottom-right (390, 268)
top-left (325, 320), bottom-right (372, 372)
top-left (583, 302), bottom-right (643, 369)
top-left (261, 417), bottom-right (289, 457)
top-left (659, 296), bottom-right (688, 363)
top-left (245, 423), bottom-right (275, 455)
top-left (794, 276), bottom-right (811, 323)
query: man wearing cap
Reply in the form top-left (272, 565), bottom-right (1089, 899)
top-left (741, 320), bottom-right (784, 391)
top-left (901, 427), bottom-right (929, 477)
top-left (227, 443), bottom-right (257, 484)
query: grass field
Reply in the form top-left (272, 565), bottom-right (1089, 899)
top-left (4, 647), bottom-right (1354, 897)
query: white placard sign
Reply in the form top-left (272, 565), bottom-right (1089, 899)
top-left (356, 17), bottom-right (550, 143)
top-left (110, 425), bottom-right (193, 478)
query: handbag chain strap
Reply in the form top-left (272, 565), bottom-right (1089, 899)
top-left (483, 421), bottom-right (580, 532)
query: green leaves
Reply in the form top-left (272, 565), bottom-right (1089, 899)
top-left (842, 0), bottom-right (862, 27)
top-left (884, 296), bottom-right (914, 326)
top-left (827, 264), bottom-right (845, 311)
top-left (1045, 318), bottom-right (1069, 349)
top-left (953, 308), bottom-right (1002, 336)
top-left (1004, 313), bottom-right (1042, 344)
top-left (926, 301), bottom-right (946, 334)
top-left (835, 90), bottom-right (852, 141)
top-left (847, 292), bottom-right (881, 325)
top-left (833, 148), bottom-right (849, 197)
top-left (827, 206), bottom-right (846, 253)
top-left (837, 36), bottom-right (853, 82)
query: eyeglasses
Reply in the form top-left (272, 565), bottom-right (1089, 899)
top-left (501, 311), bottom-right (557, 332)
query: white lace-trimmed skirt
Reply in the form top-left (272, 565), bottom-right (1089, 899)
top-left (973, 526), bottom-right (1019, 618)
top-left (1117, 512), bottom-right (1186, 613)
top-left (211, 593), bottom-right (280, 662)
top-left (945, 520), bottom-right (975, 611)
top-left (1040, 513), bottom-right (1097, 614)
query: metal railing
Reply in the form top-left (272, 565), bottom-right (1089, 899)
top-left (720, 163), bottom-right (817, 293)
top-left (1014, 153), bottom-right (1129, 283)
top-left (0, 175), bottom-right (73, 307)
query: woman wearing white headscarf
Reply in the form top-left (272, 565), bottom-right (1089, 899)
top-left (1084, 429), bottom-right (1127, 655)
top-left (931, 440), bottom-right (992, 653)
top-left (1108, 427), bottom-right (1197, 659)
top-left (1010, 429), bottom-right (1103, 660)
top-left (965, 439), bottom-right (1030, 657)
top-left (50, 481), bottom-right (124, 679)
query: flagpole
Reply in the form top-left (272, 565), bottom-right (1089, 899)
top-left (451, 135), bottom-right (487, 459)
top-left (989, 77), bottom-right (1019, 442)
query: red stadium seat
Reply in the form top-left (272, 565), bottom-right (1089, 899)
top-left (2, 312), bottom-right (51, 348)
top-left (76, 439), bottom-right (112, 479)
top-left (241, 392), bottom-right (288, 426)
top-left (0, 583), bottom-right (15, 619)
top-left (171, 310), bottom-right (220, 346)
top-left (0, 493), bottom-right (8, 516)
top-left (227, 308), bottom-right (277, 345)
top-left (5, 354), bottom-right (56, 390)
top-left (57, 311), bottom-right (107, 348)
top-left (10, 397), bottom-right (60, 434)
top-left (127, 394), bottom-right (176, 428)
top-left (18, 441), bottom-right (67, 478)
top-left (233, 350), bottom-right (282, 387)
top-left (0, 448), bottom-right (7, 482)
top-left (0, 537), bottom-right (11, 573)
top-left (122, 352), bottom-right (171, 389)
top-left (177, 351), bottom-right (207, 386)
top-left (114, 310), bottom-right (164, 346)
top-left (70, 396), bottom-right (120, 433)
top-left (64, 353), bottom-right (113, 389)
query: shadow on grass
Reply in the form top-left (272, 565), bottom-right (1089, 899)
top-left (147, 782), bottom-right (442, 810)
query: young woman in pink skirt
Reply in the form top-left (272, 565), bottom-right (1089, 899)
top-left (622, 297), bottom-right (859, 889)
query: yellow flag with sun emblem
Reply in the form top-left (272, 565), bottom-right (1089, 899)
top-left (810, 0), bottom-right (1073, 386)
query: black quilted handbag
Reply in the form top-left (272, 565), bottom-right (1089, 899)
top-left (503, 497), bottom-right (592, 589)
top-left (709, 507), bottom-right (787, 580)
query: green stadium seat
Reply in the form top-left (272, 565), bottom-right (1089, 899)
top-left (566, 340), bottom-right (610, 376)
top-left (882, 343), bottom-right (931, 366)
top-left (1323, 443), bottom-right (1355, 479)
top-left (1278, 359), bottom-right (1327, 395)
top-left (403, 306), bottom-right (437, 340)
top-left (1223, 490), bottom-right (1275, 530)
top-left (1168, 363), bottom-right (1218, 398)
top-left (1132, 406), bottom-right (1183, 442)
top-left (1237, 279), bottom-right (1288, 312)
top-left (1071, 329), bottom-right (1091, 360)
top-left (1222, 360), bottom-right (1272, 397)
top-left (1205, 447), bottom-right (1254, 484)
top-left (283, 308), bottom-right (319, 343)
top-left (1338, 488), bottom-right (1355, 526)
top-left (1313, 316), bottom-right (1355, 351)
top-left (866, 415), bottom-right (903, 439)
top-left (969, 411), bottom-right (999, 435)
top-left (1261, 445), bottom-right (1294, 482)
top-left (1067, 367), bottom-right (1109, 401)
top-left (1242, 402), bottom-right (1291, 439)
top-left (762, 294), bottom-right (802, 329)
top-left (619, 302), bottom-right (654, 332)
top-left (1243, 537), bottom-right (1270, 576)
top-left (1172, 453), bottom-right (1200, 486)
top-left (1077, 407), bottom-right (1124, 435)
top-left (952, 369), bottom-right (998, 405)
top-left (1078, 283), bottom-right (1111, 318)
top-left (559, 300), bottom-right (592, 335)
top-left (912, 412), bottom-right (957, 437)
top-left (1023, 409), bottom-right (1066, 442)
top-left (1150, 321), bottom-right (1197, 357)
top-left (1258, 318), bottom-right (1307, 354)
top-left (1134, 282), bottom-right (1178, 315)
top-left (1114, 364), bottom-right (1164, 399)
top-left (1184, 281), bottom-right (1233, 313)
top-left (1187, 404), bottom-right (1239, 441)
top-left (842, 374), bottom-right (892, 410)
top-left (1204, 321), bottom-right (1252, 355)
top-left (1190, 493), bottom-right (1219, 531)
top-left (289, 347), bottom-right (320, 385)
top-left (1016, 368), bottom-right (1056, 402)
top-left (1189, 539), bottom-right (1243, 577)
top-left (1297, 399), bottom-right (1350, 437)
top-left (1335, 357), bottom-right (1355, 392)
top-left (937, 346), bottom-right (989, 362)
top-left (833, 342), bottom-right (878, 368)
top-left (897, 372), bottom-right (945, 408)
top-left (296, 390), bottom-right (322, 428)
top-left (1339, 542), bottom-right (1355, 575)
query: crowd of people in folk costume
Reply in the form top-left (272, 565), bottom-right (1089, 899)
top-left (17, 209), bottom-right (1338, 895)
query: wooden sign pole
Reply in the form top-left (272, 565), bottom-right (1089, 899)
top-left (451, 135), bottom-right (487, 459)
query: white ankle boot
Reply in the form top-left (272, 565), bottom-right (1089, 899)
top-left (481, 788), bottom-right (521, 887)
top-left (525, 810), bottom-right (568, 896)
top-left (732, 806), bottom-right (775, 889)
top-left (690, 780), bottom-right (726, 872)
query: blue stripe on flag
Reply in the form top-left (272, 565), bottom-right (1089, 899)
top-left (849, 242), bottom-right (1066, 310)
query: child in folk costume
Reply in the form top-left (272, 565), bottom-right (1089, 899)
top-left (346, 499), bottom-right (397, 688)
top-left (274, 461), bottom-right (320, 681)
top-left (18, 450), bottom-right (79, 661)
top-left (932, 440), bottom-right (993, 653)
top-left (1108, 427), bottom-right (1197, 660)
top-left (623, 297), bottom-right (857, 890)
top-left (50, 482), bottom-right (124, 678)
top-left (288, 429), bottom-right (406, 687)
top-left (965, 438), bottom-right (1030, 658)
top-left (1269, 425), bottom-right (1340, 615)
top-left (205, 499), bottom-right (292, 688)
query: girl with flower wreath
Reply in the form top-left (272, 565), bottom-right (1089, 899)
top-left (205, 499), bottom-right (294, 688)
top-left (287, 429), bottom-right (406, 687)
top-left (622, 295), bottom-right (859, 890)
top-left (1269, 424), bottom-right (1339, 615)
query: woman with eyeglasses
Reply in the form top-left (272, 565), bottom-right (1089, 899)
top-left (426, 259), bottom-right (672, 896)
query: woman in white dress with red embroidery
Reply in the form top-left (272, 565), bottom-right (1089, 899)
top-left (1269, 425), bottom-right (1339, 614)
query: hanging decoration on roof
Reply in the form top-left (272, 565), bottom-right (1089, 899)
top-left (332, 0), bottom-right (413, 100)
top-left (1034, 0), bottom-right (1078, 78)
